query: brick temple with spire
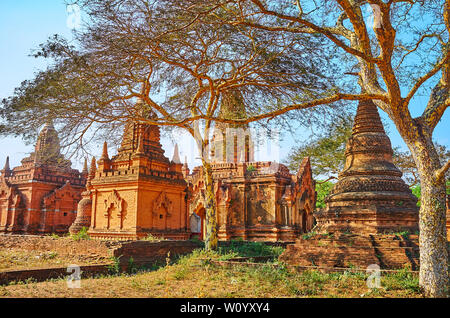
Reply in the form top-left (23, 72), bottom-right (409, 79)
top-left (74, 101), bottom-right (190, 240)
top-left (186, 91), bottom-right (317, 242)
top-left (0, 122), bottom-right (86, 234)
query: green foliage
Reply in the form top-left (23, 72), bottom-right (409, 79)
top-left (315, 181), bottom-right (334, 209)
top-left (189, 236), bottom-right (205, 248)
top-left (393, 143), bottom-right (450, 187)
top-left (127, 257), bottom-right (138, 275)
top-left (246, 164), bottom-right (256, 172)
top-left (107, 256), bottom-right (122, 276)
top-left (71, 227), bottom-right (90, 241)
top-left (286, 114), bottom-right (353, 178)
top-left (411, 185), bottom-right (422, 207)
top-left (217, 241), bottom-right (285, 260)
top-left (141, 234), bottom-right (161, 242)
top-left (383, 267), bottom-right (420, 293)
top-left (410, 181), bottom-right (449, 207)
top-left (302, 231), bottom-right (318, 240)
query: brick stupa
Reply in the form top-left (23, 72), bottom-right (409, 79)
top-left (316, 99), bottom-right (419, 234)
top-left (78, 102), bottom-right (190, 240)
top-left (280, 100), bottom-right (421, 270)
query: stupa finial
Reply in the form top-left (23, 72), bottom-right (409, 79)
top-left (100, 141), bottom-right (110, 161)
top-left (172, 144), bottom-right (181, 164)
top-left (3, 156), bottom-right (10, 171)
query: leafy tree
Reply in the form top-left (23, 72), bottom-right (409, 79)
top-left (393, 144), bottom-right (450, 187)
top-left (411, 181), bottom-right (450, 207)
top-left (286, 114), bottom-right (353, 179)
top-left (315, 181), bottom-right (335, 209)
top-left (231, 0), bottom-right (450, 296)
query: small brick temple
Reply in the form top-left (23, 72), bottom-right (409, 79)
top-left (0, 122), bottom-right (86, 234)
top-left (72, 102), bottom-right (190, 240)
top-left (186, 91), bottom-right (317, 242)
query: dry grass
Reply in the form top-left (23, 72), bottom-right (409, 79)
top-left (0, 249), bottom-right (423, 298)
top-left (0, 248), bottom-right (109, 271)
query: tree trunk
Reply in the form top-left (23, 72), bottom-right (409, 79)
top-left (408, 136), bottom-right (449, 297)
top-left (202, 161), bottom-right (218, 251)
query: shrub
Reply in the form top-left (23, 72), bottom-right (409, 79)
top-left (71, 227), bottom-right (90, 241)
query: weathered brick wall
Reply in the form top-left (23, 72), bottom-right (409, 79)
top-left (0, 235), bottom-right (203, 268)
top-left (279, 234), bottom-right (426, 270)
top-left (113, 240), bottom-right (203, 266)
top-left (0, 265), bottom-right (109, 285)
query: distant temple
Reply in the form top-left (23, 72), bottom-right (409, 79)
top-left (0, 122), bottom-right (86, 234)
top-left (186, 91), bottom-right (317, 242)
top-left (71, 100), bottom-right (190, 240)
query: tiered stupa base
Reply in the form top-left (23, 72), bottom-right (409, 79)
top-left (280, 233), bottom-right (421, 270)
top-left (316, 192), bottom-right (419, 235)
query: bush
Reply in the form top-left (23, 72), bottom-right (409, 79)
top-left (71, 227), bottom-right (90, 241)
top-left (315, 181), bottom-right (334, 209)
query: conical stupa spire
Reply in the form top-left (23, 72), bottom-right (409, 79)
top-left (34, 120), bottom-right (65, 166)
top-left (100, 141), bottom-right (110, 161)
top-left (89, 157), bottom-right (97, 180)
top-left (172, 144), bottom-right (181, 164)
top-left (82, 158), bottom-right (88, 174)
top-left (352, 99), bottom-right (385, 135)
top-left (3, 156), bottom-right (10, 171)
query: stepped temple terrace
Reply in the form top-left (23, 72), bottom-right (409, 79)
top-left (0, 122), bottom-right (86, 234)
top-left (280, 100), bottom-right (422, 270)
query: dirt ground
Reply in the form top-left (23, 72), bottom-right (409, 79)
top-left (0, 235), bottom-right (117, 271)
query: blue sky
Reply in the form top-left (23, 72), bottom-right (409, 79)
top-left (0, 1), bottom-right (449, 174)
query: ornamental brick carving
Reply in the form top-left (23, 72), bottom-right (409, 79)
top-left (153, 191), bottom-right (173, 218)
